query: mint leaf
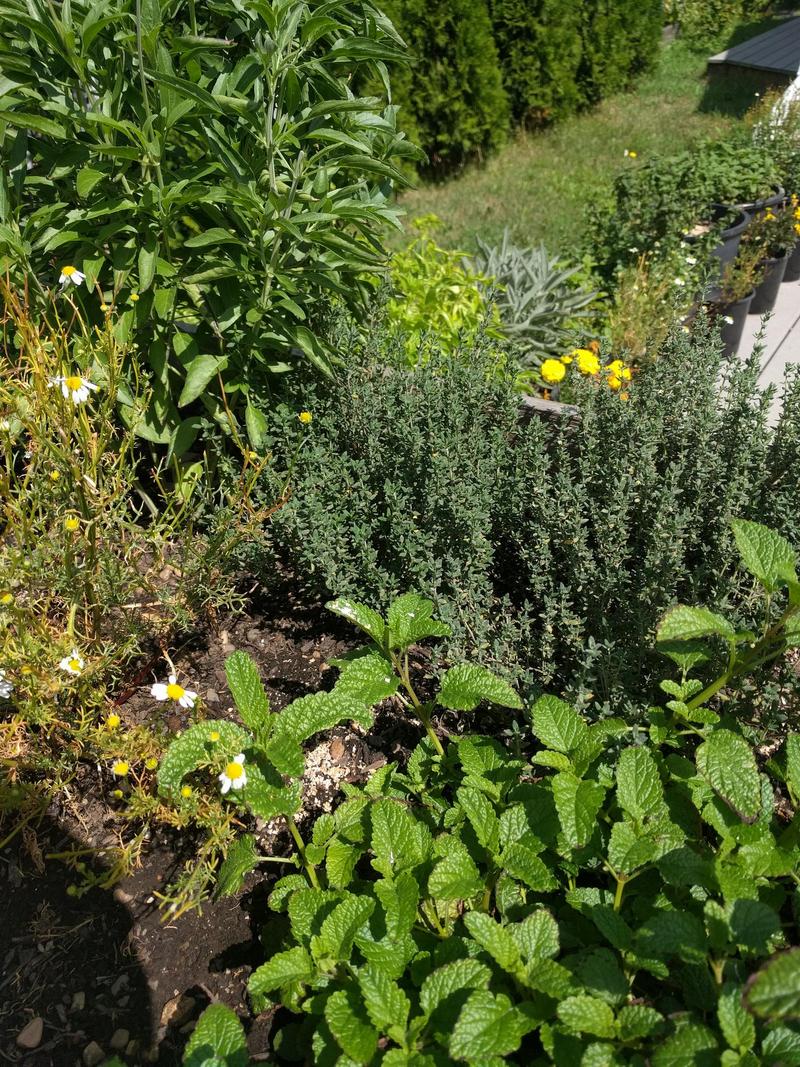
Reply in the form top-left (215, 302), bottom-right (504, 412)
top-left (310, 895), bottom-right (375, 963)
top-left (656, 605), bottom-right (735, 643)
top-left (327, 597), bottom-right (387, 646)
top-left (531, 695), bottom-right (588, 753)
top-left (616, 1004), bottom-right (663, 1041)
top-left (696, 730), bottom-right (761, 823)
top-left (184, 1004), bottom-right (248, 1067)
top-left (509, 910), bottom-right (560, 961)
top-left (374, 871), bottom-right (419, 939)
top-left (463, 912), bottom-right (524, 977)
top-left (335, 652), bottom-right (399, 704)
top-left (731, 518), bottom-right (797, 592)
top-left (557, 995), bottom-right (616, 1039)
top-left (616, 745), bottom-right (664, 821)
top-left (457, 786), bottom-right (500, 852)
top-left (607, 821), bottom-right (658, 874)
top-left (428, 842), bottom-right (483, 901)
top-left (324, 988), bottom-right (379, 1063)
top-left (718, 982), bottom-right (755, 1052)
top-left (275, 690), bottom-right (373, 744)
top-left (371, 799), bottom-right (433, 876)
top-left (248, 946), bottom-right (315, 997)
top-left (215, 833), bottom-right (260, 899)
top-left (420, 959), bottom-right (492, 1042)
top-left (746, 950), bottom-right (800, 1019)
top-left (358, 965), bottom-right (410, 1045)
top-left (225, 650), bottom-right (271, 741)
top-left (449, 990), bottom-right (534, 1061)
top-left (387, 593), bottom-right (450, 650)
top-left (501, 843), bottom-right (559, 891)
top-left (651, 1022), bottom-right (718, 1066)
top-left (438, 663), bottom-right (522, 711)
top-left (552, 772), bottom-right (606, 849)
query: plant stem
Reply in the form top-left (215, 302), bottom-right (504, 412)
top-left (613, 875), bottom-right (626, 912)
top-left (394, 651), bottom-right (445, 756)
top-left (286, 815), bottom-right (319, 888)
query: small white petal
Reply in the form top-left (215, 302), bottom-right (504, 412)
top-left (151, 683), bottom-right (169, 700)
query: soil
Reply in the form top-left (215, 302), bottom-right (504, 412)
top-left (0, 583), bottom-right (422, 1066)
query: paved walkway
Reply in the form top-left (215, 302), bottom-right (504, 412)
top-left (740, 269), bottom-right (800, 421)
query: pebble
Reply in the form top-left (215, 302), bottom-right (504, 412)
top-left (113, 887), bottom-right (133, 905)
top-left (329, 738), bottom-right (346, 762)
top-left (110, 1028), bottom-right (130, 1051)
top-left (206, 688), bottom-right (220, 703)
top-left (16, 1017), bottom-right (44, 1049)
top-left (160, 993), bottom-right (196, 1028)
top-left (71, 991), bottom-right (86, 1012)
top-left (110, 974), bottom-right (129, 997)
top-left (83, 1041), bottom-right (105, 1067)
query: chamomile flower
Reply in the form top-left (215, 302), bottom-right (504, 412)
top-left (112, 760), bottom-right (129, 777)
top-left (48, 374), bottom-right (100, 405)
top-left (59, 649), bottom-right (85, 676)
top-left (106, 713), bottom-right (121, 730)
top-left (0, 670), bottom-right (12, 699)
top-left (58, 265), bottom-right (85, 288)
top-left (219, 753), bottom-right (247, 794)
top-left (151, 674), bottom-right (197, 709)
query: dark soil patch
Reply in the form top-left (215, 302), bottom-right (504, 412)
top-left (0, 584), bottom-right (424, 1065)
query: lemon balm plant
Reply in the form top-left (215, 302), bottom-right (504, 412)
top-left (0, 0), bottom-right (417, 453)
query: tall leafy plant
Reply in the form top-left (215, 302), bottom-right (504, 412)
top-left (0, 0), bottom-right (417, 453)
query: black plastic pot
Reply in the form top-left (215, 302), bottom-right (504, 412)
top-left (749, 252), bottom-right (790, 315)
top-left (738, 185), bottom-right (785, 217)
top-left (715, 291), bottom-right (754, 359)
top-left (784, 238), bottom-right (800, 283)
top-left (683, 204), bottom-right (749, 302)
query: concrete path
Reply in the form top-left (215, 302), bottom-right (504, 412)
top-left (739, 269), bottom-right (800, 420)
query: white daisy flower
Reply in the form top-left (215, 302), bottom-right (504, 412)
top-left (58, 265), bottom-right (85, 288)
top-left (0, 670), bottom-right (12, 699)
top-left (219, 753), bottom-right (247, 795)
top-left (685, 255), bottom-right (697, 266)
top-left (59, 649), bottom-right (85, 676)
top-left (673, 278), bottom-right (686, 287)
top-left (150, 674), bottom-right (197, 709)
top-left (48, 374), bottom-right (99, 405)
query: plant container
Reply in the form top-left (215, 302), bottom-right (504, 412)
top-left (683, 205), bottom-right (749, 301)
top-left (749, 252), bottom-right (790, 315)
top-left (784, 238), bottom-right (800, 283)
top-left (738, 185), bottom-right (785, 217)
top-left (715, 291), bottom-right (754, 359)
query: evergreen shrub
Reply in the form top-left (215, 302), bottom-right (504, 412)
top-left (254, 314), bottom-right (800, 713)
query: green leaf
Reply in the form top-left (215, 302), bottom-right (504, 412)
top-left (657, 605), bottom-right (736, 643)
top-left (500, 843), bottom-right (558, 891)
top-left (311, 896), bottom-right (375, 963)
top-left (420, 958), bottom-right (492, 1019)
top-left (731, 518), bottom-right (797, 592)
top-left (242, 762), bottom-right (302, 820)
top-left (225, 651), bottom-right (271, 740)
top-left (438, 663), bottom-right (522, 712)
top-left (746, 950), bottom-right (800, 1020)
top-left (386, 593), bottom-right (450, 650)
top-left (427, 843), bottom-right (483, 901)
top-left (326, 597), bottom-right (387, 646)
top-left (215, 834), bottom-right (260, 899)
top-left (374, 871), bottom-right (419, 939)
top-left (616, 745), bottom-right (664, 821)
top-left (449, 990), bottom-right (534, 1062)
top-left (157, 721), bottom-right (250, 798)
top-left (718, 983), bottom-right (755, 1053)
top-left (324, 989), bottom-right (378, 1064)
top-left (457, 786), bottom-right (500, 853)
top-left (178, 354), bottom-right (224, 407)
top-left (248, 946), bottom-right (315, 997)
top-left (275, 690), bottom-right (373, 745)
top-left (463, 912), bottom-right (524, 977)
top-left (76, 166), bottom-right (105, 198)
top-left (335, 652), bottom-right (399, 704)
top-left (616, 1004), bottom-right (663, 1041)
top-left (509, 910), bottom-right (560, 961)
top-left (245, 402), bottom-right (267, 450)
top-left (651, 1023), bottom-right (718, 1066)
top-left (636, 909), bottom-right (707, 964)
top-left (696, 730), bottom-right (761, 823)
top-left (370, 799), bottom-right (432, 876)
top-left (786, 735), bottom-right (800, 799)
top-left (531, 695), bottom-right (588, 753)
top-left (326, 839), bottom-right (361, 889)
top-left (607, 821), bottom-right (658, 874)
top-left (557, 995), bottom-right (616, 1039)
top-left (552, 773), bottom-right (606, 849)
top-left (184, 1004), bottom-right (248, 1067)
top-left (358, 965), bottom-right (410, 1045)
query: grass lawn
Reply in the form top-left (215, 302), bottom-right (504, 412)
top-left (396, 20), bottom-right (787, 253)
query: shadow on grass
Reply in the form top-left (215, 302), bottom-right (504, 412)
top-left (698, 13), bottom-right (799, 118)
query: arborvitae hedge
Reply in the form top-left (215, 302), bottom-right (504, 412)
top-left (385, 0), bottom-right (664, 176)
top-left (488, 0), bottom-right (583, 127)
top-left (381, 0), bottom-right (510, 178)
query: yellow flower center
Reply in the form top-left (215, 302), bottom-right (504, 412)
top-left (107, 713), bottom-right (120, 729)
top-left (65, 516), bottom-right (80, 531)
top-left (209, 730), bottom-right (220, 742)
top-left (61, 265), bottom-right (77, 277)
top-left (166, 682), bottom-right (185, 700)
top-left (65, 376), bottom-right (83, 391)
top-left (225, 761), bottom-right (244, 781)
top-left (112, 760), bottom-right (129, 776)
top-left (181, 785), bottom-right (192, 797)
top-left (69, 658), bottom-right (81, 672)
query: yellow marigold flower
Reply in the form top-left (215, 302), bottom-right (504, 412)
top-left (107, 713), bottom-right (121, 729)
top-left (605, 359), bottom-right (624, 376)
top-left (608, 374), bottom-right (623, 391)
top-left (575, 350), bottom-right (601, 376)
top-left (298, 410), bottom-right (313, 425)
top-left (64, 515), bottom-right (80, 531)
top-left (541, 358), bottom-right (566, 384)
top-left (145, 757), bottom-right (158, 770)
top-left (112, 760), bottom-right (129, 777)
top-left (621, 367), bottom-right (632, 381)
top-left (561, 355), bottom-right (573, 364)
top-left (181, 785), bottom-right (192, 798)
top-left (0, 592), bottom-right (13, 605)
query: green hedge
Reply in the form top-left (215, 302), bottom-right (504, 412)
top-left (380, 0), bottom-right (510, 177)
top-left (387, 0), bottom-right (664, 173)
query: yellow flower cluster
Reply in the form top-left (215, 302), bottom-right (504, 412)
top-left (541, 346), bottom-right (632, 397)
